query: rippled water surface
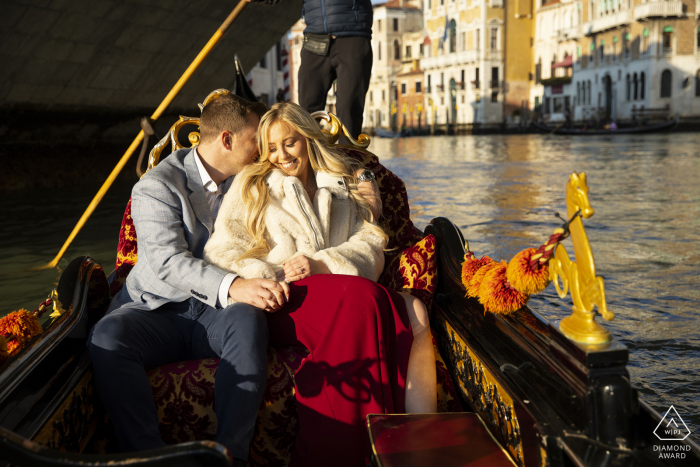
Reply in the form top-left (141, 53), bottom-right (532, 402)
top-left (1, 133), bottom-right (698, 438)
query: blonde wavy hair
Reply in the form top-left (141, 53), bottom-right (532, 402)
top-left (237, 102), bottom-right (387, 260)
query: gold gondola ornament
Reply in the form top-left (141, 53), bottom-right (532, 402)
top-left (461, 173), bottom-right (614, 344)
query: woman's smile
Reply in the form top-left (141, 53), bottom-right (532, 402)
top-left (266, 122), bottom-right (311, 187)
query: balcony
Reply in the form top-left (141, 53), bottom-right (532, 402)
top-left (582, 10), bottom-right (631, 35)
top-left (489, 80), bottom-right (506, 89)
top-left (420, 50), bottom-right (481, 70)
top-left (634, 1), bottom-right (683, 20)
top-left (490, 0), bottom-right (503, 7)
top-left (471, 80), bottom-right (481, 90)
top-left (557, 25), bottom-right (582, 42)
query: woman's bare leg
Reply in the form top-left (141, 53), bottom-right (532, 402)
top-left (399, 292), bottom-right (438, 413)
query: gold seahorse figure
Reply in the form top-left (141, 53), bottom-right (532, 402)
top-left (549, 172), bottom-right (615, 344)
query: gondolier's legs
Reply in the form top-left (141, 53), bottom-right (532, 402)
top-left (87, 299), bottom-right (268, 460)
top-left (298, 37), bottom-right (372, 140)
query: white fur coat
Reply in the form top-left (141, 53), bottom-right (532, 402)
top-left (204, 169), bottom-right (385, 286)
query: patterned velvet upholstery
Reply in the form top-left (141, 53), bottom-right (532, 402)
top-left (111, 148), bottom-right (460, 466)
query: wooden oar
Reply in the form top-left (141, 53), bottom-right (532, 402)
top-left (32, 1), bottom-right (248, 270)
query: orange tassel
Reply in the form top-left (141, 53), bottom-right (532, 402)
top-left (0, 309), bottom-right (42, 354)
top-left (461, 254), bottom-right (493, 290)
top-left (506, 248), bottom-right (551, 295)
top-left (478, 261), bottom-right (529, 314)
top-left (466, 258), bottom-right (497, 298)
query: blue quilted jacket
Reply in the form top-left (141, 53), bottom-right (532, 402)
top-left (254, 0), bottom-right (373, 38)
top-left (303, 0), bottom-right (373, 37)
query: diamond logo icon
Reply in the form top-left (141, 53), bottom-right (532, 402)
top-left (654, 405), bottom-right (691, 441)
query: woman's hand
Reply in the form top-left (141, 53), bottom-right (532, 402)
top-left (283, 255), bottom-right (331, 282)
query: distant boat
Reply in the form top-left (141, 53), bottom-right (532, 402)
top-left (532, 118), bottom-right (677, 135)
top-left (375, 128), bottom-right (402, 138)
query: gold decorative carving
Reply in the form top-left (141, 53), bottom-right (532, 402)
top-left (145, 116), bottom-right (201, 174)
top-left (310, 111), bottom-right (371, 149)
top-left (33, 371), bottom-right (97, 452)
top-left (549, 172), bottom-right (614, 344)
top-left (443, 320), bottom-right (523, 466)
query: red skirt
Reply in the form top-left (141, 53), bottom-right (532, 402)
top-left (266, 274), bottom-right (413, 467)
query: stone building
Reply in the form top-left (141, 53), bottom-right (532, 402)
top-left (533, 0), bottom-right (700, 124)
top-left (396, 60), bottom-right (427, 130)
top-left (421, 0), bottom-right (507, 126)
top-left (364, 0), bottom-right (425, 131)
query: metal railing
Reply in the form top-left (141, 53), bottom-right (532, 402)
top-left (582, 10), bottom-right (631, 35)
top-left (634, 1), bottom-right (683, 20)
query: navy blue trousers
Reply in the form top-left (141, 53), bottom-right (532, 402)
top-left (87, 297), bottom-right (268, 460)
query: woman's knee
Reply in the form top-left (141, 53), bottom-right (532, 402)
top-left (398, 293), bottom-right (430, 335)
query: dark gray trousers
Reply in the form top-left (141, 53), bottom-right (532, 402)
top-left (87, 297), bottom-right (268, 460)
top-left (298, 36), bottom-right (373, 139)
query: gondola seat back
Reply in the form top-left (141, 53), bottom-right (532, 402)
top-left (108, 143), bottom-right (462, 465)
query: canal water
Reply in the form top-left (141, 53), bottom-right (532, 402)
top-left (1, 133), bottom-right (698, 437)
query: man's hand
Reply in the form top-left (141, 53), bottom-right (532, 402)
top-left (283, 255), bottom-right (331, 282)
top-left (229, 278), bottom-right (290, 312)
top-left (355, 168), bottom-right (382, 221)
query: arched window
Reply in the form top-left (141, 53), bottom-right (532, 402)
top-left (640, 72), bottom-right (645, 99)
top-left (449, 19), bottom-right (457, 53)
top-left (660, 69), bottom-right (672, 98)
top-left (633, 73), bottom-right (638, 100)
top-left (394, 40), bottom-right (400, 60)
top-left (626, 74), bottom-right (630, 101)
top-left (642, 28), bottom-right (649, 55)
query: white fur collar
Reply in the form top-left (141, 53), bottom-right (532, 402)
top-left (267, 169), bottom-right (348, 199)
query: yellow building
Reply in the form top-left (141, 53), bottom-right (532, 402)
top-left (421, 0), bottom-right (535, 127)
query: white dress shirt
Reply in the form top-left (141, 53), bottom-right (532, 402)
top-left (195, 149), bottom-right (237, 307)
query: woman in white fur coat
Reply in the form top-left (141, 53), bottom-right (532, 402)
top-left (204, 103), bottom-right (436, 467)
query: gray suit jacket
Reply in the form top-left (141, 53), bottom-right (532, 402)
top-left (112, 147), bottom-right (234, 311)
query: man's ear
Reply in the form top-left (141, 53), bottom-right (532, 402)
top-left (221, 131), bottom-right (235, 151)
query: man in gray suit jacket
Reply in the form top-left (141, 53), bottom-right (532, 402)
top-left (88, 94), bottom-right (290, 464)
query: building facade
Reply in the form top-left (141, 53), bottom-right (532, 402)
top-left (364, 0), bottom-right (424, 130)
top-left (533, 0), bottom-right (700, 123)
top-left (421, 0), bottom-right (507, 126)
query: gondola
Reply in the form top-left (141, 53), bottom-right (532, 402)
top-left (374, 128), bottom-right (402, 138)
top-left (2, 29), bottom-right (699, 467)
top-left (531, 118), bottom-right (678, 135)
top-left (2, 95), bottom-right (699, 466)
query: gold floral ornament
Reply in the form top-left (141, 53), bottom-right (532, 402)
top-left (310, 111), bottom-right (371, 149)
top-left (460, 172), bottom-right (614, 345)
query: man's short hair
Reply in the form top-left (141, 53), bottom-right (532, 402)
top-left (199, 94), bottom-right (267, 144)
